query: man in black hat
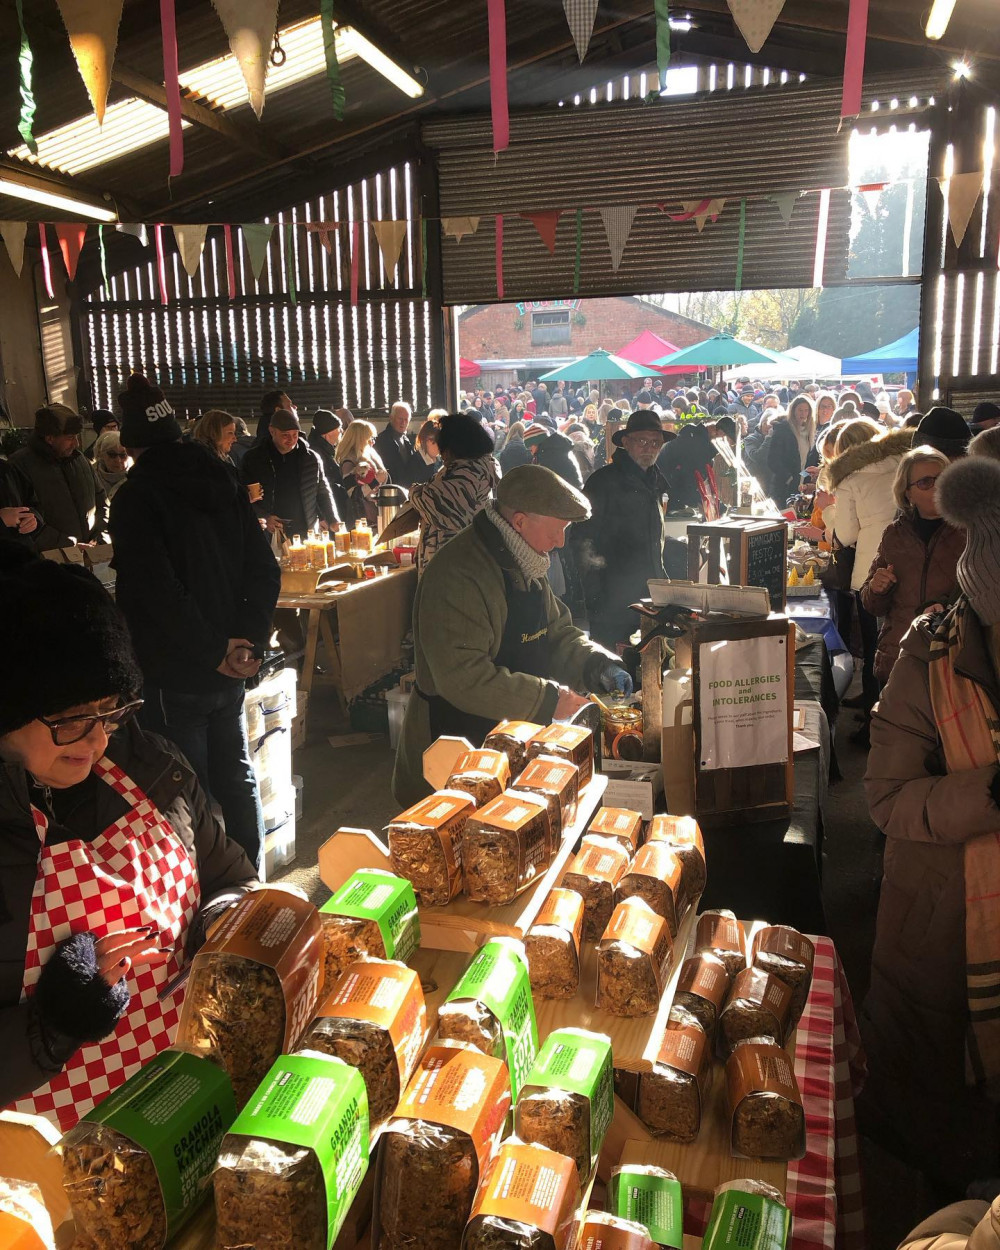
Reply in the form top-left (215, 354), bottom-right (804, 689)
top-left (11, 404), bottom-right (108, 548)
top-left (241, 408), bottom-right (340, 537)
top-left (915, 406), bottom-right (972, 460)
top-left (572, 410), bottom-right (670, 651)
top-left (307, 409), bottom-right (351, 521)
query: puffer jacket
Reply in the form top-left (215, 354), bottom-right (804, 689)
top-left (10, 436), bottom-right (108, 546)
top-left (826, 428), bottom-right (913, 591)
top-left (859, 514), bottom-right (965, 683)
top-left (307, 429), bottom-right (353, 523)
top-left (534, 431), bottom-right (585, 490)
top-left (0, 720), bottom-right (256, 1111)
top-left (656, 424), bottom-right (714, 510)
top-left (240, 437), bottom-right (340, 532)
top-left (861, 605), bottom-right (1000, 1189)
top-left (409, 454), bottom-right (500, 574)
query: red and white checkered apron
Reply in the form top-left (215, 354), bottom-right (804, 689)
top-left (7, 757), bottom-right (201, 1132)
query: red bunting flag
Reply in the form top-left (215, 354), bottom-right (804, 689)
top-left (350, 221), bottom-right (361, 306)
top-left (488, 0), bottom-right (509, 153)
top-left (520, 210), bottom-right (562, 255)
top-left (54, 223), bottom-right (87, 279)
top-left (223, 223), bottom-right (236, 298)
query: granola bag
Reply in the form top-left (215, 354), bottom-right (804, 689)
top-left (447, 749), bottom-right (512, 808)
top-left (462, 1141), bottom-right (580, 1250)
top-left (718, 968), bottom-right (793, 1054)
top-left (615, 842), bottom-right (686, 938)
top-left (702, 1181), bottom-right (789, 1250)
top-left (526, 724), bottom-right (594, 789)
top-left (175, 888), bottom-right (323, 1108)
top-left (524, 888), bottom-right (584, 1000)
top-left (726, 1039), bottom-right (806, 1162)
top-left (214, 1053), bottom-right (368, 1250)
top-left (61, 1048), bottom-right (237, 1250)
top-left (751, 926), bottom-right (815, 1027)
top-left (609, 1164), bottom-right (683, 1250)
top-left (484, 721), bottom-right (545, 776)
top-left (299, 958), bottom-right (427, 1128)
top-left (576, 1212), bottom-right (656, 1250)
top-left (561, 835), bottom-right (631, 941)
top-left (636, 1009), bottom-right (710, 1144)
top-left (0, 1179), bottom-right (55, 1250)
top-left (437, 938), bottom-right (539, 1098)
top-left (373, 1044), bottom-right (511, 1250)
top-left (386, 790), bottom-right (475, 906)
top-left (463, 792), bottom-right (552, 905)
top-left (596, 898), bottom-right (673, 1018)
top-left (673, 952), bottom-right (730, 1038)
top-left (513, 756), bottom-right (580, 842)
top-left (645, 815), bottom-right (707, 903)
top-left (587, 807), bottom-right (643, 858)
top-left (319, 869), bottom-right (420, 992)
top-left (514, 1027), bottom-right (613, 1183)
top-left (694, 909), bottom-right (746, 979)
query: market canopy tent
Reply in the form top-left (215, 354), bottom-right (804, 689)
top-left (653, 333), bottom-right (795, 369)
top-left (540, 348), bottom-right (647, 382)
top-left (841, 328), bottom-right (919, 374)
top-left (459, 357), bottom-right (482, 379)
top-left (617, 330), bottom-right (706, 376)
top-left (722, 344), bottom-right (843, 382)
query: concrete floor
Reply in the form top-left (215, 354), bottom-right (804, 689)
top-left (274, 675), bottom-right (950, 1247)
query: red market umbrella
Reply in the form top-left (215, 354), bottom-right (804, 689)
top-left (459, 357), bottom-right (482, 379)
top-left (618, 330), bottom-right (706, 376)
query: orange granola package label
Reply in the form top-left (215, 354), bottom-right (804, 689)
top-left (396, 1044), bottom-right (511, 1175)
top-left (194, 886), bottom-right (323, 1048)
top-left (470, 1141), bottom-right (579, 1239)
top-left (572, 835), bottom-right (630, 885)
top-left (677, 953), bottom-right (729, 1011)
top-left (628, 842), bottom-right (684, 895)
top-left (528, 723), bottom-right (594, 785)
top-left (601, 899), bottom-right (673, 992)
top-left (316, 957), bottom-right (427, 1086)
top-left (726, 1040), bottom-right (802, 1111)
top-left (534, 887), bottom-right (585, 953)
top-left (697, 911), bottom-right (746, 961)
top-left (656, 1021), bottom-right (708, 1082)
top-left (517, 756), bottom-right (580, 809)
top-left (588, 807), bottom-right (643, 855)
top-left (475, 792), bottom-right (546, 833)
top-left (753, 925), bottom-right (816, 973)
top-left (487, 721), bottom-right (543, 746)
top-left (728, 967), bottom-right (793, 1036)
top-left (466, 791), bottom-right (550, 899)
top-left (647, 814), bottom-right (705, 857)
top-left (452, 749), bottom-right (512, 786)
top-left (392, 790), bottom-right (474, 829)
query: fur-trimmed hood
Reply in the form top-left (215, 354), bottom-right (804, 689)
top-left (826, 427), bottom-right (913, 489)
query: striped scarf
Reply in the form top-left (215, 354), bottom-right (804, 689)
top-left (928, 595), bottom-right (1000, 1092)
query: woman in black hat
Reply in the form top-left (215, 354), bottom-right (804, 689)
top-left (0, 547), bottom-right (256, 1131)
top-left (307, 408), bottom-right (352, 522)
top-left (915, 406), bottom-right (972, 460)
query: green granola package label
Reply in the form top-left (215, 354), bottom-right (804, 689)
top-left (520, 1027), bottom-right (614, 1171)
top-left (702, 1184), bottom-right (790, 1250)
top-left (225, 1053), bottom-right (369, 1250)
top-left (67, 1048), bottom-right (237, 1242)
top-left (610, 1166), bottom-right (683, 1249)
top-left (322, 869), bottom-right (420, 962)
top-left (445, 937), bottom-right (539, 1097)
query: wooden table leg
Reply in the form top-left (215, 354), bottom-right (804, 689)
top-left (301, 608), bottom-right (321, 700)
top-left (319, 610), bottom-right (348, 714)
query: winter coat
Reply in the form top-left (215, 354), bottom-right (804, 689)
top-left (410, 454), bottom-right (500, 574)
top-left (898, 1200), bottom-right (1000, 1250)
top-left (240, 437), bottom-right (340, 533)
top-left (392, 509), bottom-right (615, 805)
top-left (826, 428), bottom-right (913, 591)
top-left (569, 439), bottom-right (595, 482)
top-left (0, 457), bottom-right (47, 550)
top-left (111, 440), bottom-right (280, 693)
top-left (762, 417), bottom-right (816, 506)
top-left (860, 514), bottom-right (965, 684)
top-left (0, 719), bottom-right (256, 1110)
top-left (408, 450), bottom-right (441, 486)
top-left (534, 431), bottom-right (585, 491)
top-left (374, 426), bottom-right (417, 488)
top-left (307, 430), bottom-right (353, 523)
top-left (727, 398), bottom-right (761, 423)
top-left (498, 437), bottom-right (532, 473)
top-left (10, 436), bottom-right (108, 546)
top-left (862, 608), bottom-right (1000, 1187)
top-left (656, 425), bottom-right (715, 511)
top-left (573, 449), bottom-right (668, 633)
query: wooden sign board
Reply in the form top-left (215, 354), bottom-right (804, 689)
top-left (687, 518), bottom-right (788, 612)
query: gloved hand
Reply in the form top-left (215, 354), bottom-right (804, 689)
top-left (595, 659), bottom-right (633, 698)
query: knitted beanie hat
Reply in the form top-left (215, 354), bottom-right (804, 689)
top-left (0, 544), bottom-right (142, 736)
top-left (311, 409), bottom-right (342, 436)
top-left (937, 457), bottom-right (1000, 625)
top-left (915, 406), bottom-right (971, 458)
top-left (118, 373), bottom-right (182, 448)
top-left (523, 423), bottom-right (550, 450)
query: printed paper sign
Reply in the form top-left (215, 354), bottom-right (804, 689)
top-left (698, 634), bottom-right (788, 770)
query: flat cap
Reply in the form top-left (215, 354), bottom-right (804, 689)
top-left (35, 403), bottom-right (83, 436)
top-left (270, 408), bottom-right (301, 431)
top-left (496, 463), bottom-right (591, 522)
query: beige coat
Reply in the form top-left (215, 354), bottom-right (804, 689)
top-left (899, 1199), bottom-right (1000, 1250)
top-left (826, 428), bottom-right (914, 590)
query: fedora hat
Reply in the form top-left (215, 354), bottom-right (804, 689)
top-left (612, 409), bottom-right (669, 447)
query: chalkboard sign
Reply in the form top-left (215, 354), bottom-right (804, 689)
top-left (743, 525), bottom-right (787, 611)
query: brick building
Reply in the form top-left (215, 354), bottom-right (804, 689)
top-left (458, 296), bottom-right (715, 389)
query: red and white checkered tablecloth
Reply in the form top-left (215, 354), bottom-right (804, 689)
top-left (687, 936), bottom-right (867, 1250)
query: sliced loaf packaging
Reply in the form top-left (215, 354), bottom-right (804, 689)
top-left (615, 842), bottom-right (686, 938)
top-left (645, 814), bottom-right (707, 903)
top-left (694, 909), bottom-right (746, 979)
top-left (751, 926), bottom-right (815, 1026)
top-left (526, 723), bottom-right (594, 788)
top-left (577, 1211), bottom-right (656, 1249)
top-left (514, 755), bottom-right (580, 838)
top-left (726, 1039), bottom-right (806, 1161)
top-left (673, 952), bottom-right (730, 1037)
top-left (484, 721), bottom-right (545, 775)
top-left (719, 968), bottom-right (793, 1054)
top-left (462, 1140), bottom-right (580, 1250)
top-left (463, 792), bottom-right (552, 904)
top-left (525, 887), bottom-right (584, 1000)
top-left (609, 1164), bottom-right (683, 1250)
top-left (588, 806), bottom-right (643, 857)
top-left (596, 898), bottom-right (673, 1017)
top-left (637, 1010), bottom-right (710, 1143)
top-left (386, 789), bottom-right (474, 906)
top-left (319, 868), bottom-right (419, 990)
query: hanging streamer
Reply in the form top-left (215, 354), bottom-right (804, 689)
top-left (14, 0), bottom-right (37, 153)
top-left (654, 0), bottom-right (670, 91)
top-left (813, 188), bottom-right (831, 287)
top-left (487, 0), bottom-right (509, 153)
top-left (735, 197), bottom-right (747, 291)
top-left (223, 224), bottom-right (237, 298)
top-left (154, 224), bottom-right (169, 305)
top-left (495, 215), bottom-right (504, 301)
top-left (98, 223), bottom-right (109, 291)
top-left (350, 221), bottom-right (361, 307)
top-left (159, 0), bottom-right (184, 176)
top-left (421, 218), bottom-right (428, 299)
top-left (38, 224), bottom-right (54, 300)
top-left (573, 208), bottom-right (583, 295)
top-left (320, 0), bottom-right (346, 120)
top-left (285, 222), bottom-right (297, 304)
top-left (840, 0), bottom-right (869, 122)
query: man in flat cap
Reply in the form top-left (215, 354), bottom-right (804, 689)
top-left (393, 462), bottom-right (631, 804)
top-left (11, 404), bottom-right (108, 547)
top-left (240, 406), bottom-right (341, 537)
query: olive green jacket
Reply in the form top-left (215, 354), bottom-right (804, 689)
top-left (392, 509), bottom-right (615, 805)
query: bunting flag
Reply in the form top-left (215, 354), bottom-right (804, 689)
top-left (727, 0), bottom-right (786, 55)
top-left (939, 172), bottom-right (985, 248)
top-left (223, 223), bottom-right (237, 298)
top-left (670, 198), bottom-right (726, 231)
top-left (350, 221), bottom-right (361, 307)
top-left (117, 222), bottom-right (148, 246)
top-left (55, 223), bottom-right (87, 280)
top-left (421, 218), bottom-right (428, 298)
top-left (654, 0), bottom-right (670, 91)
top-left (38, 224), bottom-right (55, 299)
top-left (735, 197), bottom-right (747, 290)
top-left (563, 0), bottom-right (598, 61)
top-left (306, 221), bottom-right (340, 254)
top-left (14, 0), bottom-right (37, 153)
top-left (813, 187), bottom-right (831, 287)
top-left (55, 0), bottom-right (125, 126)
top-left (371, 220), bottom-right (408, 275)
top-left (599, 205), bottom-right (637, 271)
top-left (840, 0), bottom-right (869, 122)
top-left (442, 217), bottom-right (480, 243)
top-left (487, 0), bottom-right (509, 153)
top-left (858, 182), bottom-right (885, 218)
top-left (521, 211), bottom-right (562, 255)
top-left (159, 0), bottom-right (183, 176)
top-left (284, 222), bottom-right (297, 304)
top-left (212, 0), bottom-right (280, 118)
top-left (172, 224), bottom-right (209, 277)
top-left (770, 191), bottom-right (799, 225)
top-left (98, 223), bottom-right (109, 290)
top-left (573, 208), bottom-right (583, 295)
top-left (242, 223), bottom-right (275, 280)
top-left (495, 214), bottom-right (504, 300)
top-left (0, 222), bottom-right (28, 276)
top-left (153, 223), bottom-right (169, 304)
top-left (319, 0), bottom-right (346, 121)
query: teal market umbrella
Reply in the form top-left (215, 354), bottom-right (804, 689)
top-left (540, 348), bottom-right (648, 382)
top-left (652, 333), bottom-right (794, 369)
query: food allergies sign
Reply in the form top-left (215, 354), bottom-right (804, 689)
top-left (698, 635), bottom-right (788, 771)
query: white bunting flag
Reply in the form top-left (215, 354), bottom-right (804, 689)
top-left (770, 192), bottom-right (799, 225)
top-left (938, 171), bottom-right (984, 248)
top-left (442, 217), bottom-right (480, 243)
top-left (371, 221), bottom-right (408, 275)
top-left (55, 0), bottom-right (125, 125)
top-left (0, 222), bottom-right (28, 276)
top-left (563, 0), bottom-right (599, 61)
top-left (172, 224), bottom-right (209, 277)
top-left (116, 223), bottom-right (148, 247)
top-left (727, 0), bottom-right (786, 54)
top-left (211, 0), bottom-right (280, 118)
top-left (599, 205), bottom-right (638, 271)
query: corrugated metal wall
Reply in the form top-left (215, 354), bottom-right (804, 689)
top-left (423, 68), bottom-right (942, 305)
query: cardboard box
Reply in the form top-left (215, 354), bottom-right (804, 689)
top-left (600, 761), bottom-right (664, 822)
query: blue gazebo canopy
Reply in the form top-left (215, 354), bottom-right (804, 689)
top-left (842, 327), bottom-right (919, 374)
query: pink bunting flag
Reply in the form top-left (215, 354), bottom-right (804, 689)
top-left (307, 221), bottom-right (341, 254)
top-left (55, 223), bottom-right (87, 280)
top-left (840, 0), bottom-right (869, 122)
top-left (159, 0), bottom-right (184, 177)
top-left (488, 0), bottom-right (509, 153)
top-left (350, 221), bottom-right (361, 307)
top-left (813, 188), bottom-right (831, 288)
top-left (223, 224), bottom-right (236, 298)
top-left (154, 224), bottom-right (169, 305)
top-left (38, 224), bottom-right (55, 299)
top-left (520, 211), bottom-right (562, 255)
top-left (496, 214), bottom-right (504, 300)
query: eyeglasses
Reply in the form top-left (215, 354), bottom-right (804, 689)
top-left (38, 699), bottom-right (144, 745)
top-left (628, 436), bottom-right (664, 450)
top-left (105, 451), bottom-right (128, 461)
top-left (908, 475), bottom-right (940, 491)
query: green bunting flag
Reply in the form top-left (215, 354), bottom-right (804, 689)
top-left (284, 222), bottom-right (297, 304)
top-left (573, 207), bottom-right (583, 294)
top-left (735, 196), bottom-right (747, 290)
top-left (14, 0), bottom-right (37, 153)
top-left (320, 0), bottom-right (346, 121)
top-left (654, 0), bottom-right (670, 92)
